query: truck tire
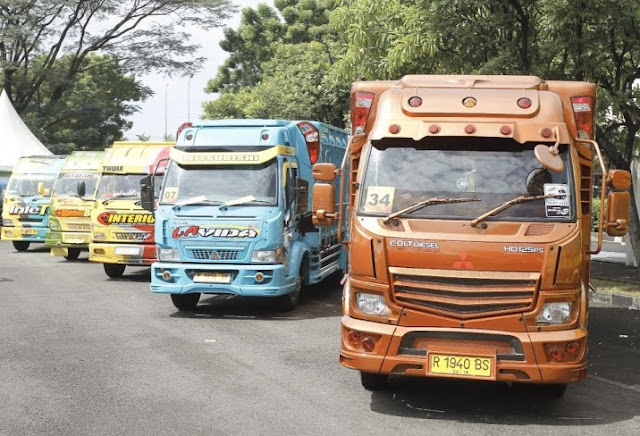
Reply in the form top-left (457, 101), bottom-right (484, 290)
top-left (171, 293), bottom-right (200, 310)
top-left (64, 248), bottom-right (81, 261)
top-left (103, 263), bottom-right (126, 278)
top-left (12, 241), bottom-right (30, 252)
top-left (360, 371), bottom-right (387, 391)
top-left (277, 273), bottom-right (302, 312)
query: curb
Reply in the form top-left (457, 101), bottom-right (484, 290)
top-left (589, 290), bottom-right (640, 310)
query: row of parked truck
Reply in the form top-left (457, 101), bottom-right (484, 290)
top-left (1, 75), bottom-right (632, 395)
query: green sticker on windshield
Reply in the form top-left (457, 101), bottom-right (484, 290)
top-left (364, 186), bottom-right (395, 213)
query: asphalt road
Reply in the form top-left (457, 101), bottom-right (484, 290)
top-left (0, 243), bottom-right (639, 436)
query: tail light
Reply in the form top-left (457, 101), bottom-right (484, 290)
top-left (297, 122), bottom-right (320, 164)
top-left (351, 92), bottom-right (374, 135)
top-left (570, 96), bottom-right (594, 139)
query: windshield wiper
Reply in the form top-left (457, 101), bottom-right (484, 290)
top-left (174, 195), bottom-right (223, 208)
top-left (102, 193), bottom-right (136, 205)
top-left (383, 197), bottom-right (480, 224)
top-left (470, 194), bottom-right (565, 227)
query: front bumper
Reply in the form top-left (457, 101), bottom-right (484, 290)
top-left (46, 231), bottom-right (91, 252)
top-left (89, 242), bottom-right (156, 265)
top-left (340, 315), bottom-right (587, 384)
top-left (1, 226), bottom-right (47, 242)
top-left (151, 262), bottom-right (296, 297)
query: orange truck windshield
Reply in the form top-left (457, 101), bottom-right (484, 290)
top-left (359, 140), bottom-right (574, 222)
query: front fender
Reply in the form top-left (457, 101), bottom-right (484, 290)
top-left (288, 241), bottom-right (308, 281)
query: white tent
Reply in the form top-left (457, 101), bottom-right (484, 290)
top-left (0, 89), bottom-right (52, 172)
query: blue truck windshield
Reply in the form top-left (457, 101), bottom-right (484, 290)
top-left (160, 160), bottom-right (278, 206)
top-left (359, 141), bottom-right (574, 222)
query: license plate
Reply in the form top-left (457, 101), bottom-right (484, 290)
top-left (115, 246), bottom-right (141, 256)
top-left (23, 229), bottom-right (38, 235)
top-left (429, 353), bottom-right (493, 378)
top-left (193, 272), bottom-right (231, 284)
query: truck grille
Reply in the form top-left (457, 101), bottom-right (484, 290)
top-left (66, 223), bottom-right (90, 231)
top-left (389, 267), bottom-right (539, 319)
top-left (113, 232), bottom-right (149, 241)
top-left (188, 249), bottom-right (241, 261)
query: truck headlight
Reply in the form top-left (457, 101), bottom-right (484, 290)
top-left (50, 222), bottom-right (61, 230)
top-left (158, 248), bottom-right (181, 262)
top-left (93, 232), bottom-right (105, 241)
top-left (2, 219), bottom-right (13, 226)
top-left (356, 293), bottom-right (390, 316)
top-left (536, 302), bottom-right (573, 325)
top-left (251, 246), bottom-right (286, 264)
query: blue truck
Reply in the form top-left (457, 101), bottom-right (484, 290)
top-left (140, 119), bottom-right (348, 311)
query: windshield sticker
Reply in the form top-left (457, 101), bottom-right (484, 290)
top-left (61, 173), bottom-right (98, 179)
top-left (363, 186), bottom-right (395, 214)
top-left (544, 184), bottom-right (570, 217)
top-left (56, 209), bottom-right (90, 218)
top-left (162, 188), bottom-right (179, 204)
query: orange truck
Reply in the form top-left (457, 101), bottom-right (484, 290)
top-left (311, 75), bottom-right (631, 396)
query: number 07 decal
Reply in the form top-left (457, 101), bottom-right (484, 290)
top-left (363, 186), bottom-right (395, 213)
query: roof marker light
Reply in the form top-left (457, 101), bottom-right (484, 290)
top-left (389, 124), bottom-right (400, 134)
top-left (408, 96), bottom-right (423, 107)
top-left (540, 128), bottom-right (552, 138)
top-left (429, 125), bottom-right (440, 134)
top-left (517, 97), bottom-right (532, 109)
top-left (462, 97), bottom-right (477, 108)
top-left (464, 125), bottom-right (475, 134)
top-left (500, 126), bottom-right (512, 135)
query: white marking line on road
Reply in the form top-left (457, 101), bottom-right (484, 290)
top-left (588, 374), bottom-right (640, 393)
top-left (204, 339), bottom-right (216, 343)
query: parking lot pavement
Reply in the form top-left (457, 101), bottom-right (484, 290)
top-left (0, 243), bottom-right (639, 436)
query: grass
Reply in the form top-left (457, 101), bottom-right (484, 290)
top-left (591, 278), bottom-right (640, 296)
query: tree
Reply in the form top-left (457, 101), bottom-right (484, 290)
top-left (0, 0), bottom-right (235, 149)
top-left (203, 0), bottom-right (348, 126)
top-left (25, 54), bottom-right (151, 153)
top-left (205, 41), bottom-right (348, 126)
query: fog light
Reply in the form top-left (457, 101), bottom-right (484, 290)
top-left (94, 248), bottom-right (105, 255)
top-left (362, 336), bottom-right (375, 352)
top-left (162, 271), bottom-right (172, 281)
top-left (255, 272), bottom-right (264, 283)
top-left (347, 330), bottom-right (361, 346)
top-left (565, 341), bottom-right (580, 357)
top-left (550, 348), bottom-right (565, 362)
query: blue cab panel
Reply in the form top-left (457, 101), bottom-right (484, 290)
top-left (151, 119), bottom-right (348, 310)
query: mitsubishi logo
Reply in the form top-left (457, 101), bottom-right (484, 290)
top-left (453, 252), bottom-right (474, 270)
top-left (210, 251), bottom-right (220, 260)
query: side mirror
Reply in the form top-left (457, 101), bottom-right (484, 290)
top-left (295, 177), bottom-right (309, 214)
top-left (37, 182), bottom-right (45, 196)
top-left (312, 183), bottom-right (336, 226)
top-left (312, 163), bottom-right (337, 182)
top-left (607, 169), bottom-right (631, 190)
top-left (606, 191), bottom-right (630, 237)
top-left (139, 175), bottom-right (155, 213)
top-left (77, 181), bottom-right (86, 198)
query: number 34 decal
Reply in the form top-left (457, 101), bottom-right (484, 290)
top-left (363, 186), bottom-right (395, 213)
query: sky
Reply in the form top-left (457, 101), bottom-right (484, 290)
top-left (123, 0), bottom-right (272, 141)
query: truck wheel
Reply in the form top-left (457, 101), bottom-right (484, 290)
top-left (12, 241), bottom-right (30, 252)
top-left (171, 293), bottom-right (200, 310)
top-left (277, 274), bottom-right (302, 312)
top-left (360, 371), bottom-right (387, 391)
top-left (103, 263), bottom-right (126, 278)
top-left (64, 248), bottom-right (81, 261)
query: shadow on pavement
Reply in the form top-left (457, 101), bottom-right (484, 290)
top-left (368, 375), bottom-right (640, 425)
top-left (169, 274), bottom-right (343, 321)
top-left (106, 267), bottom-right (152, 283)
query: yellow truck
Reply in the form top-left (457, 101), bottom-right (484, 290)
top-left (89, 142), bottom-right (172, 278)
top-left (2, 156), bottom-right (66, 251)
top-left (46, 151), bottom-right (105, 260)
